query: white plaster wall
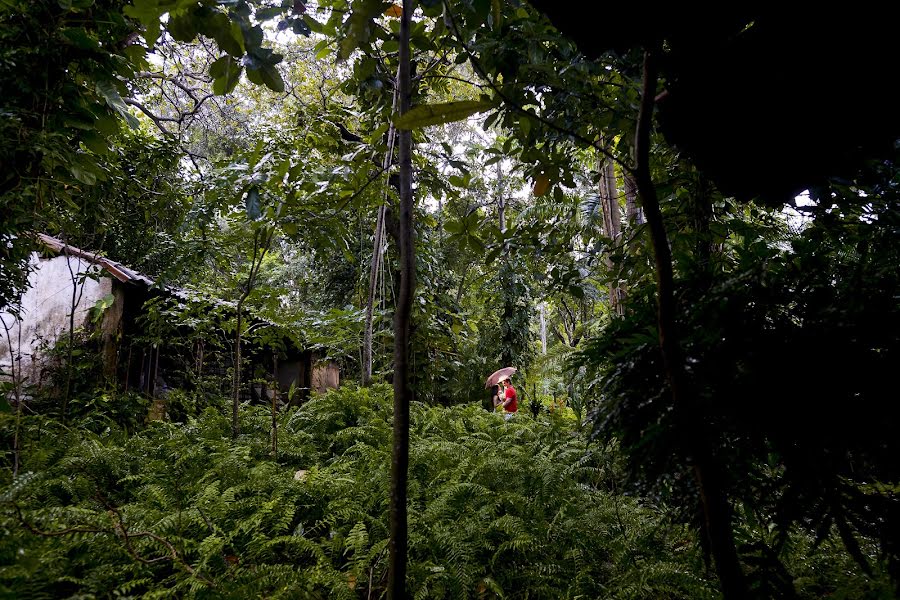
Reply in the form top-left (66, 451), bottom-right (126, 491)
top-left (0, 253), bottom-right (113, 387)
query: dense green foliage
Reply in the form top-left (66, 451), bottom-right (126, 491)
top-left (2, 0), bottom-right (899, 597)
top-left (578, 161), bottom-right (900, 590)
top-left (2, 386), bottom-right (718, 598)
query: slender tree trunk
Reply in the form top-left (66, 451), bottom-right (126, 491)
top-left (271, 354), bottom-right (278, 456)
top-left (388, 0), bottom-right (414, 596)
top-left (363, 81), bottom-right (400, 386)
top-left (539, 303), bottom-right (547, 354)
top-left (598, 149), bottom-right (624, 315)
top-left (231, 305), bottom-right (244, 438)
top-left (62, 250), bottom-right (83, 421)
top-left (363, 205), bottom-right (386, 385)
top-left (232, 229), bottom-right (272, 439)
top-left (151, 345), bottom-right (160, 399)
top-left (633, 48), bottom-right (746, 600)
top-left (497, 164), bottom-right (507, 235)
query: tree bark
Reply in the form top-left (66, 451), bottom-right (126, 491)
top-left (388, 0), bottom-right (414, 596)
top-left (633, 48), bottom-right (746, 600)
top-left (624, 171), bottom-right (644, 225)
top-left (598, 149), bottom-right (624, 315)
top-left (539, 303), bottom-right (547, 354)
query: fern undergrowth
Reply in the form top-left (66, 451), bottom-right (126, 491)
top-left (0, 385), bottom-right (877, 598)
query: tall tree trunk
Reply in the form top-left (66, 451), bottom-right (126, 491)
top-left (539, 303), bottom-right (547, 354)
top-left (624, 171), bottom-right (644, 225)
top-left (388, 0), bottom-right (414, 596)
top-left (633, 48), bottom-right (746, 600)
top-left (598, 149), bottom-right (624, 315)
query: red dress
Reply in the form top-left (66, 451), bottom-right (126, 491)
top-left (504, 386), bottom-right (518, 412)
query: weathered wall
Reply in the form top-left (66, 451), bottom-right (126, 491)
top-left (311, 361), bottom-right (340, 393)
top-left (0, 253), bottom-right (114, 389)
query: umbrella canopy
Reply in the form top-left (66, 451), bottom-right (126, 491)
top-left (485, 367), bottom-right (517, 388)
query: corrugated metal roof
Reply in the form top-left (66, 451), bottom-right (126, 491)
top-left (36, 233), bottom-right (156, 287)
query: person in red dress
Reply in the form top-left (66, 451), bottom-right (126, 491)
top-left (499, 378), bottom-right (518, 419)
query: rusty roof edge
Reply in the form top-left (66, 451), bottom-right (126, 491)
top-left (34, 234), bottom-right (290, 336)
top-left (35, 233), bottom-right (156, 287)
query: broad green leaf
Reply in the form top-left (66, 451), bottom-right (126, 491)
top-left (314, 41), bottom-right (331, 60)
top-left (95, 80), bottom-right (139, 129)
top-left (60, 27), bottom-right (100, 50)
top-left (485, 246), bottom-right (502, 264)
top-left (482, 110), bottom-right (501, 129)
top-left (166, 11), bottom-right (198, 41)
top-left (519, 115), bottom-right (531, 139)
top-left (246, 186), bottom-right (262, 220)
top-left (70, 162), bottom-right (97, 185)
top-left (291, 18), bottom-right (311, 36)
top-left (200, 11), bottom-right (244, 56)
top-left (246, 64), bottom-right (284, 93)
top-left (444, 219), bottom-right (464, 235)
top-left (472, 0), bottom-right (491, 25)
top-left (338, 7), bottom-right (378, 61)
top-left (93, 114), bottom-right (120, 137)
top-left (256, 6), bottom-right (283, 20)
top-left (243, 25), bottom-right (264, 52)
top-left (303, 15), bottom-right (324, 34)
top-left (81, 131), bottom-right (110, 155)
top-left (393, 99), bottom-right (497, 130)
top-left (210, 55), bottom-right (242, 95)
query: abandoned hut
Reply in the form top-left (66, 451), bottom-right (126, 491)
top-left (0, 234), bottom-right (339, 411)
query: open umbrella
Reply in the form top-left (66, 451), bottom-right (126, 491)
top-left (485, 366), bottom-right (517, 388)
